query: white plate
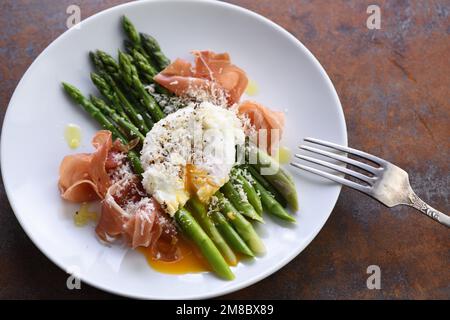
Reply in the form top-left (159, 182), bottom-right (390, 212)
top-left (1, 0), bottom-right (346, 299)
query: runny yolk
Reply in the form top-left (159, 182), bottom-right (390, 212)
top-left (184, 164), bottom-right (198, 198)
top-left (184, 164), bottom-right (219, 202)
top-left (64, 124), bottom-right (82, 149)
top-left (140, 237), bottom-right (210, 274)
top-left (140, 237), bottom-right (247, 275)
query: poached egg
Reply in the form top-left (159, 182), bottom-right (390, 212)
top-left (140, 102), bottom-right (245, 215)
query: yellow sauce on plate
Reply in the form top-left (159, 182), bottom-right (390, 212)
top-left (245, 79), bottom-right (259, 96)
top-left (274, 146), bottom-right (292, 164)
top-left (64, 124), bottom-right (81, 149)
top-left (74, 202), bottom-right (97, 227)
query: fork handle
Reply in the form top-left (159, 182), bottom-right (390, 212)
top-left (407, 191), bottom-right (450, 228)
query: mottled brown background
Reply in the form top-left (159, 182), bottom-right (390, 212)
top-left (0, 0), bottom-right (448, 299)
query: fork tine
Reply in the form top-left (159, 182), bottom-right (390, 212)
top-left (294, 154), bottom-right (375, 185)
top-left (299, 145), bottom-right (378, 174)
top-left (304, 137), bottom-right (386, 166)
top-left (290, 162), bottom-right (371, 193)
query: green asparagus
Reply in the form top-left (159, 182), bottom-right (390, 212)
top-left (105, 72), bottom-right (150, 132)
top-left (221, 182), bottom-right (263, 223)
top-left (187, 198), bottom-right (237, 265)
top-left (231, 169), bottom-right (263, 215)
top-left (89, 95), bottom-right (145, 142)
top-left (249, 174), bottom-right (296, 223)
top-left (62, 82), bottom-right (143, 174)
top-left (89, 51), bottom-right (105, 72)
top-left (96, 50), bottom-right (121, 79)
top-left (124, 39), bottom-right (152, 63)
top-left (90, 72), bottom-right (131, 123)
top-left (118, 50), bottom-right (165, 122)
top-left (122, 16), bottom-right (141, 46)
top-left (215, 192), bottom-right (265, 255)
top-left (140, 33), bottom-right (170, 71)
top-left (91, 51), bottom-right (156, 142)
top-left (122, 16), bottom-right (159, 71)
top-left (130, 47), bottom-right (158, 81)
top-left (128, 47), bottom-right (173, 96)
top-left (175, 208), bottom-right (234, 280)
top-left (249, 146), bottom-right (298, 210)
top-left (245, 165), bottom-right (287, 207)
top-left (210, 210), bottom-right (254, 257)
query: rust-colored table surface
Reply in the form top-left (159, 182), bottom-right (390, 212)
top-left (0, 0), bottom-right (448, 299)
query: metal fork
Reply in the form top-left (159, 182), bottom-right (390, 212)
top-left (291, 137), bottom-right (450, 228)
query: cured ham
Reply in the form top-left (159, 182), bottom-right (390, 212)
top-left (58, 130), bottom-right (114, 202)
top-left (154, 51), bottom-right (248, 106)
top-left (97, 175), bottom-right (180, 260)
top-left (238, 101), bottom-right (285, 154)
top-left (58, 130), bottom-right (180, 261)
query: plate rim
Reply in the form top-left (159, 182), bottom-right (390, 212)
top-left (1, 0), bottom-right (347, 299)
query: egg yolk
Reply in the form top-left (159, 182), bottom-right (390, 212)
top-left (184, 164), bottom-right (221, 203)
top-left (140, 237), bottom-right (210, 274)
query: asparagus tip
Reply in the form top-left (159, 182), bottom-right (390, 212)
top-left (61, 82), bottom-right (74, 91)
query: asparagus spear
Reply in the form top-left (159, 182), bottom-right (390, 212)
top-left (122, 16), bottom-right (161, 76)
top-left (231, 169), bottom-right (263, 215)
top-left (249, 146), bottom-right (298, 211)
top-left (129, 97), bottom-right (155, 130)
top-left (187, 198), bottom-right (237, 265)
top-left (90, 72), bottom-right (131, 123)
top-left (93, 71), bottom-right (149, 132)
top-left (103, 72), bottom-right (150, 133)
top-left (215, 192), bottom-right (265, 255)
top-left (62, 82), bottom-right (143, 174)
top-left (90, 51), bottom-right (153, 131)
top-left (245, 165), bottom-right (287, 207)
top-left (175, 208), bottom-right (234, 280)
top-left (122, 16), bottom-right (170, 70)
top-left (89, 51), bottom-right (106, 73)
top-left (89, 95), bottom-right (145, 142)
top-left (96, 50), bottom-right (121, 80)
top-left (128, 47), bottom-right (173, 96)
top-left (124, 39), bottom-right (153, 65)
top-left (118, 50), bottom-right (165, 122)
top-left (140, 33), bottom-right (170, 71)
top-left (221, 182), bottom-right (263, 223)
top-left (210, 210), bottom-right (254, 257)
top-left (121, 19), bottom-right (173, 96)
top-left (249, 174), bottom-right (296, 223)
top-left (122, 16), bottom-right (141, 46)
top-left (129, 47), bottom-right (158, 82)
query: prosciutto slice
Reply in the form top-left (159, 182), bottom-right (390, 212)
top-left (58, 130), bottom-right (114, 202)
top-left (154, 50), bottom-right (248, 106)
top-left (97, 175), bottom-right (180, 260)
top-left (58, 130), bottom-right (180, 261)
top-left (238, 100), bottom-right (285, 154)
